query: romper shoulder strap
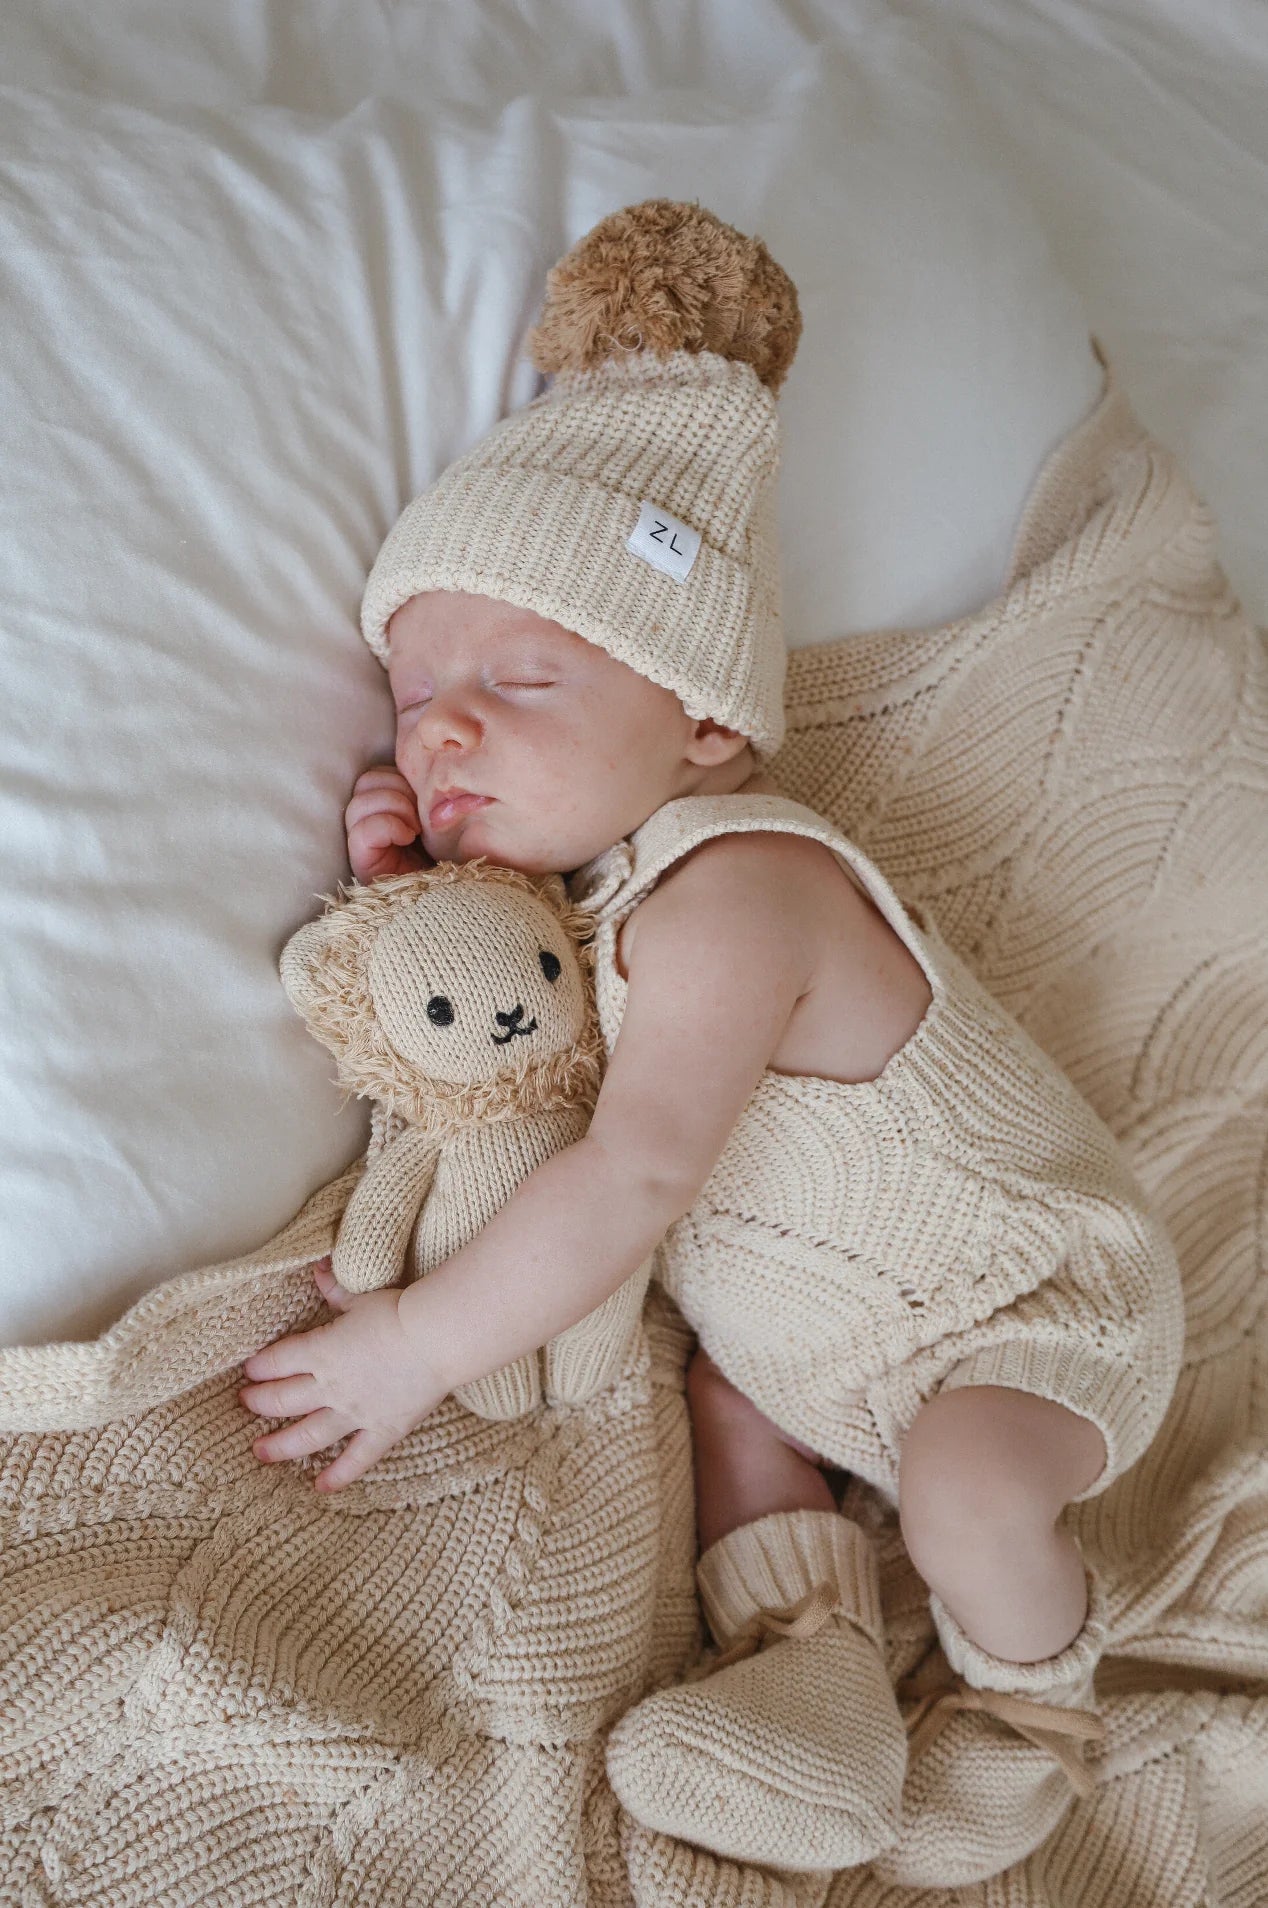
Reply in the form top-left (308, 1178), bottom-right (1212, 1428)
top-left (570, 789), bottom-right (944, 995)
top-left (624, 792), bottom-right (859, 919)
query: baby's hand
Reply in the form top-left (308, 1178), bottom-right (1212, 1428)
top-left (345, 765), bottom-right (431, 882)
top-left (239, 1260), bottom-right (449, 1490)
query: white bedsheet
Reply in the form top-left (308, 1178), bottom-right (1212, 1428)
top-left (1, 0), bottom-right (1264, 1345)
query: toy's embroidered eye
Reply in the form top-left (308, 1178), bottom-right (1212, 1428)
top-left (426, 994), bottom-right (455, 1026)
top-left (538, 949), bottom-right (562, 983)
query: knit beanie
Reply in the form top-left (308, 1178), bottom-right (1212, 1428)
top-left (359, 199), bottom-right (802, 761)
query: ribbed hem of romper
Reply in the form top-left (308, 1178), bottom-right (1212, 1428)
top-left (696, 1509), bottom-right (884, 1653)
top-left (928, 1558), bottom-right (1109, 1703)
top-left (935, 1339), bottom-right (1150, 1503)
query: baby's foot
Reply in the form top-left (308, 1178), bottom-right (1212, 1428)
top-left (606, 1509), bottom-right (907, 1869)
top-left (871, 1567), bottom-right (1109, 1887)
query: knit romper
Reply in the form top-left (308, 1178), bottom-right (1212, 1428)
top-left (567, 789), bottom-right (1186, 1511)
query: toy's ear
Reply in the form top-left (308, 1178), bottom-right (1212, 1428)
top-left (279, 904), bottom-right (377, 1066)
top-left (278, 873), bottom-right (441, 1085)
top-left (279, 916), bottom-right (337, 1021)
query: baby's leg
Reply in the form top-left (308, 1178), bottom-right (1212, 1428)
top-left (686, 1344), bottom-right (835, 1557)
top-left (608, 1343), bottom-right (907, 1869)
top-left (898, 1383), bottom-right (1108, 1662)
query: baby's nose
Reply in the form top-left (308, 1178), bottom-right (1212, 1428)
top-left (418, 693), bottom-right (481, 750)
top-left (495, 1003), bottom-right (525, 1028)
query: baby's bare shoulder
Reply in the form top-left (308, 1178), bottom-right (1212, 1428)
top-left (616, 827), bottom-right (848, 980)
top-left (594, 833), bottom-right (832, 1204)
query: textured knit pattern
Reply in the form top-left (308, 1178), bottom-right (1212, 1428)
top-left (606, 1510), bottom-right (907, 1869)
top-left (570, 788), bottom-right (1185, 1508)
top-left (1, 359), bottom-right (1266, 1904)
top-left (871, 1562), bottom-right (1111, 1887)
top-left (360, 347), bottom-right (789, 758)
top-left (696, 1508), bottom-right (884, 1652)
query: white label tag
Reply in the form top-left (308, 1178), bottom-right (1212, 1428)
top-left (626, 499), bottom-right (702, 583)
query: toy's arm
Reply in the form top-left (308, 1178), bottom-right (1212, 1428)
top-left (333, 1126), bottom-right (441, 1294)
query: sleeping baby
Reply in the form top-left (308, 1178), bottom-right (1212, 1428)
top-left (238, 200), bottom-right (1185, 1886)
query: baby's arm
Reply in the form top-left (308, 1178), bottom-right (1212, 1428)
top-left (397, 834), bottom-right (815, 1390)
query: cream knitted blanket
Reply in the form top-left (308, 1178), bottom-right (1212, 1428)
top-left (2, 356), bottom-right (1265, 1906)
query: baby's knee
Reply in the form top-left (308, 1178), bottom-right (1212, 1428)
top-left (897, 1386), bottom-right (1076, 1570)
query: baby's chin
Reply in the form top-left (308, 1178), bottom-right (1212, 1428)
top-left (421, 808), bottom-right (561, 876)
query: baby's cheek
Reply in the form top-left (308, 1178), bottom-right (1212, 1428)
top-left (393, 729), bottom-right (421, 784)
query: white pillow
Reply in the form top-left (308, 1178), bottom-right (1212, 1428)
top-left (0, 40), bottom-right (1098, 1345)
top-left (547, 49), bottom-right (1102, 640)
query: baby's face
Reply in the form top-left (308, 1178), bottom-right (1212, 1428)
top-left (388, 589), bottom-right (741, 874)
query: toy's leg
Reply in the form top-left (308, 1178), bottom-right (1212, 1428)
top-left (454, 1355), bottom-right (541, 1419)
top-left (542, 1252), bottom-right (655, 1404)
top-left (605, 1350), bottom-right (906, 1869)
top-left (873, 1383), bottom-right (1111, 1888)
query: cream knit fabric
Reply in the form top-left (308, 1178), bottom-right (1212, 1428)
top-left (360, 347), bottom-right (789, 759)
top-left (606, 1509), bottom-right (908, 1868)
top-left (1, 358), bottom-right (1266, 1905)
top-left (871, 1559), bottom-right (1111, 1886)
top-left (569, 787), bottom-right (1185, 1507)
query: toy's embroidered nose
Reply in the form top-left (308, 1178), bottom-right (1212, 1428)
top-left (492, 1003), bottom-right (538, 1044)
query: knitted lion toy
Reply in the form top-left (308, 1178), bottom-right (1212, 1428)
top-left (279, 860), bottom-right (653, 1421)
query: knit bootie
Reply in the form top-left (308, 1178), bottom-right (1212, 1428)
top-left (605, 1509), bottom-right (908, 1869)
top-left (871, 1561), bottom-right (1109, 1887)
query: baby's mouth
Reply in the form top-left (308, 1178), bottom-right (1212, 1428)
top-left (428, 790), bottom-right (493, 829)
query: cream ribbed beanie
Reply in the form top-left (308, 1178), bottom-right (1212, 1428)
top-left (359, 200), bottom-right (802, 760)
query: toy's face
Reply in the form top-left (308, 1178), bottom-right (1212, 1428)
top-left (366, 880), bottom-right (588, 1084)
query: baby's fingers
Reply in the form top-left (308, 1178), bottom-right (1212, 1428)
top-left (251, 1406), bottom-right (346, 1463)
top-left (314, 1427), bottom-right (393, 1493)
top-left (313, 1260), bottom-right (354, 1311)
top-left (350, 810), bottom-right (420, 854)
top-left (350, 764), bottom-right (415, 797)
top-left (345, 771), bottom-right (420, 830)
top-left (344, 785), bottom-right (421, 832)
top-left (238, 1372), bottom-right (323, 1419)
top-left (242, 1325), bottom-right (326, 1383)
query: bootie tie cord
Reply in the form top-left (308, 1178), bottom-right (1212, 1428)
top-left (687, 1580), bottom-right (839, 1680)
top-left (896, 1648), bottom-right (1106, 1797)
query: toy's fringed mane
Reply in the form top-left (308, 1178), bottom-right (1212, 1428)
top-left (281, 860), bottom-right (605, 1138)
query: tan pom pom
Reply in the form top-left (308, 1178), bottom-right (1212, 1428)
top-left (527, 198), bottom-right (802, 395)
